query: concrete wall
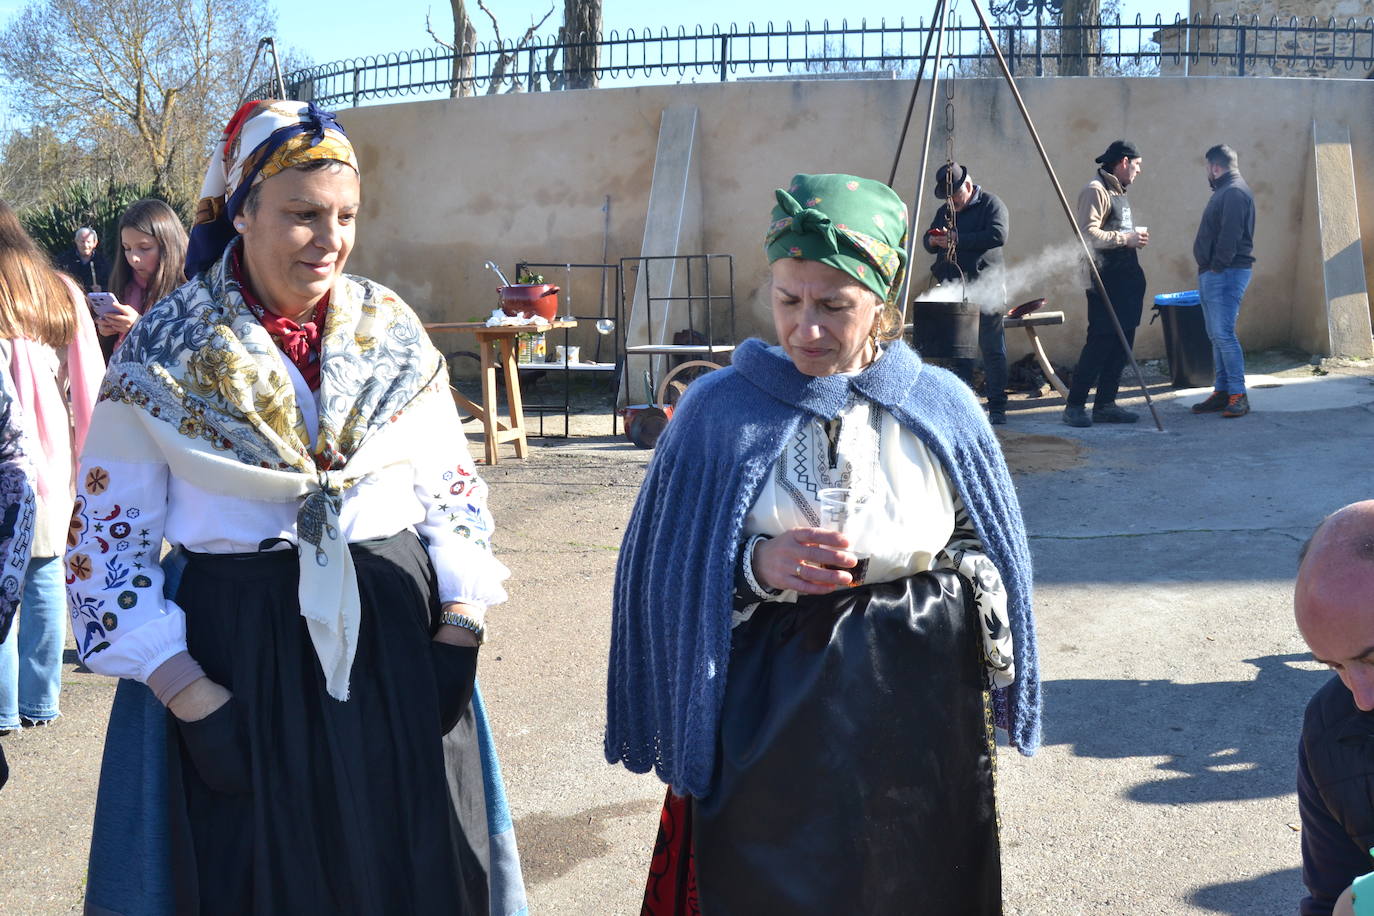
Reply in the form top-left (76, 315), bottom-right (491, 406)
top-left (341, 75), bottom-right (1374, 366)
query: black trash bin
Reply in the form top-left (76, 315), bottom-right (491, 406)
top-left (1151, 291), bottom-right (1214, 388)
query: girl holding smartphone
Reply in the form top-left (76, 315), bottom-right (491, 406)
top-left (97, 199), bottom-right (188, 354)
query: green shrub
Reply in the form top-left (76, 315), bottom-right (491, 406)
top-left (20, 180), bottom-right (190, 269)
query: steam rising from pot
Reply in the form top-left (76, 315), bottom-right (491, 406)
top-left (913, 242), bottom-right (1089, 315)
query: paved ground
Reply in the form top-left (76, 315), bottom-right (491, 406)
top-left (2, 357), bottom-right (1372, 914)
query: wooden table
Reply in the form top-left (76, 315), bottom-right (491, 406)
top-left (425, 320), bottom-right (577, 465)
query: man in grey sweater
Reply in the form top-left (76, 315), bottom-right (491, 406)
top-left (1190, 144), bottom-right (1256, 418)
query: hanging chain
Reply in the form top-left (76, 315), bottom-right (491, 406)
top-left (940, 57), bottom-right (966, 289)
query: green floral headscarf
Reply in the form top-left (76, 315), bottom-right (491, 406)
top-left (764, 173), bottom-right (909, 303)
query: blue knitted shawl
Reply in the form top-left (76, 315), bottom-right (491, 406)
top-left (606, 338), bottom-right (1040, 798)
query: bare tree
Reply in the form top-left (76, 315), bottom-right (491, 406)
top-left (477, 1), bottom-right (554, 94)
top-left (0, 0), bottom-right (273, 200)
top-left (560, 0), bottom-right (602, 90)
top-left (1059, 0), bottom-right (1100, 75)
top-left (428, 1), bottom-right (479, 97)
top-left (0, 125), bottom-right (94, 210)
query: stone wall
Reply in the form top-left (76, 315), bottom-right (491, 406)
top-left (1157, 1), bottom-right (1374, 77)
top-left (339, 75), bottom-right (1374, 366)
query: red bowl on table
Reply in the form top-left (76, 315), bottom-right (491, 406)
top-left (1007, 297), bottom-right (1046, 319)
top-left (498, 284), bottom-right (560, 321)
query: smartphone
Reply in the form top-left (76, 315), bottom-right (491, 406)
top-left (87, 292), bottom-right (119, 316)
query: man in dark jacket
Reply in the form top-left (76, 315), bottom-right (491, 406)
top-left (922, 162), bottom-right (1010, 424)
top-left (1295, 500), bottom-right (1374, 915)
top-left (55, 227), bottom-right (108, 294)
top-left (1190, 144), bottom-right (1257, 418)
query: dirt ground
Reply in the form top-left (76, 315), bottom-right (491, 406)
top-left (2, 355), bottom-right (1373, 913)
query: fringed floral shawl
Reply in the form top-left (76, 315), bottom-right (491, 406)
top-left (84, 240), bottom-right (447, 699)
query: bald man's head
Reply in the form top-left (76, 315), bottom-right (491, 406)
top-left (1295, 501), bottom-right (1374, 710)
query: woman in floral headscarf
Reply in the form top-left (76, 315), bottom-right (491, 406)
top-left (69, 101), bottom-right (523, 915)
top-left (607, 174), bottom-right (1040, 914)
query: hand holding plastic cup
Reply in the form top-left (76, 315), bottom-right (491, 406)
top-left (816, 487), bottom-right (870, 586)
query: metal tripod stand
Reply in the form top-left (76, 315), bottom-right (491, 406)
top-left (888, 0), bottom-right (1164, 431)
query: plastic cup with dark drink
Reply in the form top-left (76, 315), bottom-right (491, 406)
top-left (816, 487), bottom-right (870, 586)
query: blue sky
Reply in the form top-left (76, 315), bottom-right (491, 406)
top-left (278, 0), bottom-right (1189, 67)
top-left (0, 0), bottom-right (1189, 126)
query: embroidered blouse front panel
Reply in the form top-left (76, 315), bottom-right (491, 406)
top-left (65, 384), bottom-right (508, 685)
top-left (745, 395), bottom-right (957, 586)
top-left (740, 394), bottom-right (1014, 688)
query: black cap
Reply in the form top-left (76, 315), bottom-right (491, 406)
top-left (1094, 140), bottom-right (1140, 166)
top-left (933, 162), bottom-right (968, 199)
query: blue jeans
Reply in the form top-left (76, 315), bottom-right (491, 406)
top-left (1198, 268), bottom-right (1251, 395)
top-left (0, 556), bottom-right (68, 727)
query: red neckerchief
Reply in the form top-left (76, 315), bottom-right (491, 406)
top-left (231, 249), bottom-right (328, 391)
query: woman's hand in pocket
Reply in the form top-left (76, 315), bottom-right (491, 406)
top-left (430, 640), bottom-right (478, 735)
top-left (167, 676), bottom-right (231, 722)
top-left (173, 686), bottom-right (252, 795)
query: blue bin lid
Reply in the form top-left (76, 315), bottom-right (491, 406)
top-left (1153, 290), bottom-right (1201, 306)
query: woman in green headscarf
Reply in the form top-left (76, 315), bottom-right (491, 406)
top-left (608, 174), bottom-right (1040, 914)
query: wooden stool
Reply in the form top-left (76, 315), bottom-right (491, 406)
top-left (424, 320), bottom-right (577, 464)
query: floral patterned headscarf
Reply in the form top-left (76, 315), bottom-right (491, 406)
top-left (765, 173), bottom-right (909, 304)
top-left (185, 99), bottom-right (359, 277)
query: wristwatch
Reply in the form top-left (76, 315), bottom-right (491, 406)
top-left (439, 608), bottom-right (486, 645)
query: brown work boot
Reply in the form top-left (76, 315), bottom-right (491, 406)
top-left (1191, 390), bottom-right (1228, 414)
top-left (1221, 393), bottom-right (1250, 418)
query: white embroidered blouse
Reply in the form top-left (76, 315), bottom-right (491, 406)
top-left (65, 376), bottom-right (509, 690)
top-left (739, 391), bottom-right (1014, 688)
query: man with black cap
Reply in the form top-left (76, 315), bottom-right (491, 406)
top-left (922, 161), bottom-right (1011, 424)
top-left (1063, 139), bottom-right (1149, 428)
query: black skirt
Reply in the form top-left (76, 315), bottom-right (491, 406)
top-left (692, 570), bottom-right (1001, 916)
top-left (167, 531), bottom-right (488, 915)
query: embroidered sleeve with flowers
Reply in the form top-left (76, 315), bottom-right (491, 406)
top-left (409, 383), bottom-right (510, 627)
top-left (65, 453), bottom-right (187, 682)
top-left (937, 494), bottom-right (1015, 689)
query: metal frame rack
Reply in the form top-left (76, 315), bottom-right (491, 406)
top-left (618, 254), bottom-right (736, 406)
top-left (512, 260), bottom-right (624, 437)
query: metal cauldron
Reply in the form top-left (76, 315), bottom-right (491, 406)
top-left (909, 298), bottom-right (980, 360)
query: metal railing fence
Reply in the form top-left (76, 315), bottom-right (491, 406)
top-left (261, 15), bottom-right (1374, 108)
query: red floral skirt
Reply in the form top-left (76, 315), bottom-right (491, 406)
top-left (640, 789), bottom-right (699, 916)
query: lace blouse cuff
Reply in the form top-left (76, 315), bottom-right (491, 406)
top-left (734, 534), bottom-right (781, 605)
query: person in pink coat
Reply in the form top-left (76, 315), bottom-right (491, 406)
top-left (0, 200), bottom-right (103, 733)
